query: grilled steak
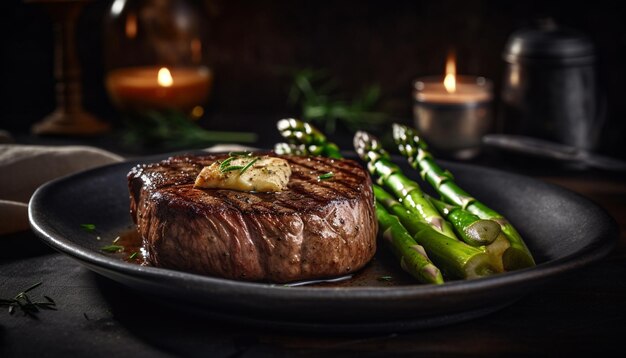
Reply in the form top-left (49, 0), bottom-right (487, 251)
top-left (127, 153), bottom-right (377, 283)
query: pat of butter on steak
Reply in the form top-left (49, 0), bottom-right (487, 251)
top-left (194, 156), bottom-right (291, 192)
top-left (127, 153), bottom-right (377, 283)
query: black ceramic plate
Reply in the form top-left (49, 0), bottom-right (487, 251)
top-left (29, 151), bottom-right (617, 333)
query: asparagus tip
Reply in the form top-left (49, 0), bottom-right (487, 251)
top-left (277, 118), bottom-right (297, 131)
top-left (353, 131), bottom-right (371, 160)
top-left (423, 264), bottom-right (445, 285)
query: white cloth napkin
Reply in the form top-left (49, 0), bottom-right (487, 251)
top-left (0, 143), bottom-right (256, 235)
top-left (0, 145), bottom-right (124, 235)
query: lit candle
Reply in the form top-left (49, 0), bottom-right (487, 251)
top-left (413, 53), bottom-right (493, 159)
top-left (105, 66), bottom-right (213, 113)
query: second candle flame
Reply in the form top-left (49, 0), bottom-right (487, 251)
top-left (158, 67), bottom-right (173, 87)
top-left (443, 52), bottom-right (456, 94)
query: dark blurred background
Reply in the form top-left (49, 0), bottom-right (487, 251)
top-left (2, 0), bottom-right (625, 158)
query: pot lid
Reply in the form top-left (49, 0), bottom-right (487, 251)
top-left (503, 18), bottom-right (595, 65)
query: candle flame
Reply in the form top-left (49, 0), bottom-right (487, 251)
top-left (443, 52), bottom-right (456, 93)
top-left (158, 67), bottom-right (173, 87)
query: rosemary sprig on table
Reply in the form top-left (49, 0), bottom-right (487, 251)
top-left (0, 282), bottom-right (57, 318)
top-left (288, 68), bottom-right (388, 134)
top-left (120, 110), bottom-right (257, 150)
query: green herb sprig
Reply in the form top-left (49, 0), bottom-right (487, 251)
top-left (219, 157), bottom-right (235, 170)
top-left (318, 172), bottom-right (334, 180)
top-left (100, 245), bottom-right (124, 253)
top-left (81, 224), bottom-right (96, 231)
top-left (239, 157), bottom-right (259, 175)
top-left (1, 282), bottom-right (57, 318)
top-left (219, 151), bottom-right (260, 175)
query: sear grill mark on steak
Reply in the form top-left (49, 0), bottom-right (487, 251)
top-left (128, 153), bottom-right (377, 283)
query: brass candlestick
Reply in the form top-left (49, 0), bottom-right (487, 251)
top-left (27, 0), bottom-right (109, 135)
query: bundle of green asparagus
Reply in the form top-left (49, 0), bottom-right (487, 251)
top-left (391, 124), bottom-right (535, 270)
top-left (353, 130), bottom-right (508, 277)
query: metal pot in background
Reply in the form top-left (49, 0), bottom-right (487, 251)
top-left (499, 18), bottom-right (605, 151)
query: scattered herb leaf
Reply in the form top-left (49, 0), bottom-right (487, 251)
top-left (318, 172), bottom-right (334, 180)
top-left (80, 224), bottom-right (96, 231)
top-left (128, 252), bottom-right (139, 260)
top-left (100, 245), bottom-right (124, 253)
top-left (378, 275), bottom-right (393, 282)
top-left (0, 282), bottom-right (57, 318)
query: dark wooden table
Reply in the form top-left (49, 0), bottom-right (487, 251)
top-left (1, 133), bottom-right (625, 357)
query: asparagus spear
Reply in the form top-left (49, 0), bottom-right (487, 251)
top-left (353, 130), bottom-right (458, 240)
top-left (375, 202), bottom-right (444, 284)
top-left (373, 185), bottom-right (498, 278)
top-left (275, 118), bottom-right (446, 283)
top-left (392, 123), bottom-right (535, 270)
top-left (426, 194), bottom-right (500, 246)
top-left (276, 118), bottom-right (342, 159)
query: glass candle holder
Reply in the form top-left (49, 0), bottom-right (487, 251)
top-left (103, 0), bottom-right (212, 116)
top-left (413, 75), bottom-right (493, 159)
